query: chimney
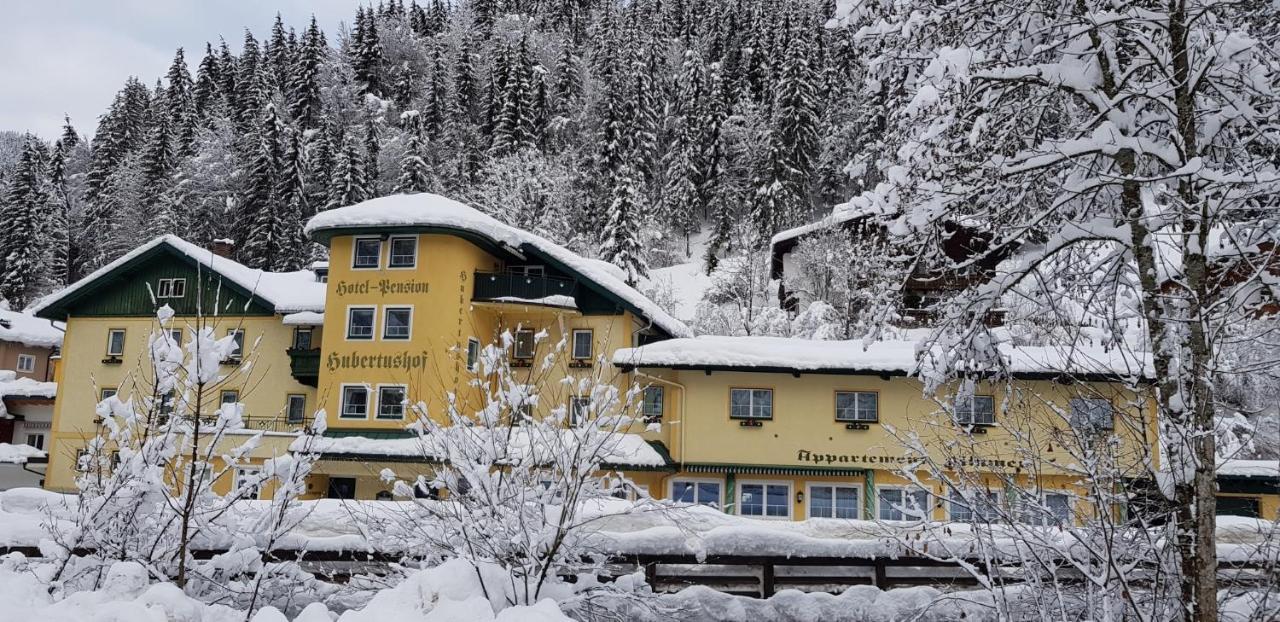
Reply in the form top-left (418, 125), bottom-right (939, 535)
top-left (211, 238), bottom-right (235, 259)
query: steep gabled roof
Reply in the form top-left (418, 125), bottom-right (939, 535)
top-left (305, 193), bottom-right (692, 339)
top-left (30, 236), bottom-right (325, 321)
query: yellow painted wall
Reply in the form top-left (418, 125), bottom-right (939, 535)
top-left (45, 314), bottom-right (315, 491)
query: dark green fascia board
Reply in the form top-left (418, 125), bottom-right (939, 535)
top-left (308, 225), bottom-right (520, 261)
top-left (520, 244), bottom-right (674, 340)
top-left (614, 363), bottom-right (1150, 385)
top-left (34, 243), bottom-right (275, 322)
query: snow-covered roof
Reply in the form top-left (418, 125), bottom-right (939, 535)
top-left (1218, 459), bottom-right (1280, 479)
top-left (0, 370), bottom-right (56, 401)
top-left (0, 308), bottom-right (62, 349)
top-left (282, 311), bottom-right (325, 326)
top-left (0, 443), bottom-right (45, 464)
top-left (305, 193), bottom-right (692, 338)
top-left (614, 335), bottom-right (1152, 381)
top-left (292, 430), bottom-right (669, 468)
top-left (30, 235), bottom-right (326, 318)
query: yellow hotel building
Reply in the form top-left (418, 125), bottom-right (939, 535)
top-left (33, 193), bottom-right (1279, 521)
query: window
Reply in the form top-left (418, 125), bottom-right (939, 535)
top-left (106, 329), bottom-right (126, 357)
top-left (235, 467), bottom-right (262, 500)
top-left (168, 329), bottom-right (183, 347)
top-left (671, 480), bottom-right (721, 508)
top-left (514, 329), bottom-right (536, 359)
top-left (24, 433), bottom-right (44, 450)
top-left (15, 354), bottom-right (35, 373)
top-left (955, 395), bottom-right (996, 425)
top-left (377, 385), bottom-right (407, 420)
top-left (949, 489), bottom-right (1001, 523)
top-left (383, 307), bottom-right (412, 340)
top-left (809, 484), bottom-right (860, 519)
top-left (571, 329), bottom-right (593, 360)
top-left (341, 385), bottom-right (369, 419)
top-left (353, 238), bottom-right (382, 269)
top-left (641, 386), bottom-right (664, 422)
top-left (466, 338), bottom-right (480, 372)
top-left (1018, 491), bottom-right (1072, 526)
top-left (740, 482), bottom-right (791, 518)
top-left (878, 488), bottom-right (932, 521)
top-left (220, 390), bottom-right (239, 404)
top-left (225, 329), bottom-right (245, 360)
top-left (835, 391), bottom-right (878, 422)
top-left (510, 265), bottom-right (545, 277)
top-left (388, 236), bottom-right (417, 268)
top-left (285, 394), bottom-right (306, 424)
top-left (730, 388), bottom-right (773, 420)
top-left (569, 396), bottom-right (591, 426)
top-left (292, 327), bottom-right (313, 350)
top-left (100, 387), bottom-right (118, 401)
top-left (1070, 398), bottom-right (1114, 431)
top-left (347, 307), bottom-right (375, 340)
top-left (156, 278), bottom-right (187, 298)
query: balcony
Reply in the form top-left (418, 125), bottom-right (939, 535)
top-left (288, 347), bottom-right (320, 387)
top-left (472, 272), bottom-right (578, 304)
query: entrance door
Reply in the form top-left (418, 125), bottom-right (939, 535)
top-left (327, 477), bottom-right (357, 499)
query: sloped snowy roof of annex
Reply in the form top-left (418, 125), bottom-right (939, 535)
top-left (0, 371), bottom-right (56, 401)
top-left (305, 193), bottom-right (692, 338)
top-left (0, 307), bottom-right (62, 349)
top-left (614, 335), bottom-right (1154, 382)
top-left (291, 431), bottom-right (671, 469)
top-left (30, 235), bottom-right (326, 319)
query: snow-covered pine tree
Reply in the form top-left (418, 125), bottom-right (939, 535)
top-left (599, 163), bottom-right (648, 286)
top-left (234, 30), bottom-right (263, 130)
top-left (453, 34), bottom-right (479, 124)
top-left (326, 135), bottom-right (367, 211)
top-left (59, 114), bottom-right (80, 149)
top-left (137, 109), bottom-right (176, 228)
top-left (661, 49), bottom-right (709, 252)
top-left (395, 111), bottom-right (433, 193)
top-left (363, 118), bottom-right (381, 196)
top-left (287, 17), bottom-right (327, 129)
top-left (238, 104), bottom-right (284, 270)
top-left (422, 41), bottom-right (448, 139)
top-left (768, 9), bottom-right (819, 224)
top-left (490, 35), bottom-right (538, 156)
top-left (551, 39), bottom-right (581, 117)
top-left (273, 128), bottom-right (309, 271)
top-left (164, 48), bottom-right (197, 155)
top-left (193, 43), bottom-right (223, 121)
top-left (44, 141), bottom-right (72, 287)
top-left (0, 139), bottom-right (50, 308)
top-left (352, 6), bottom-right (386, 97)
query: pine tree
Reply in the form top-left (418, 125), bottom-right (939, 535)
top-left (352, 7), bottom-right (386, 97)
top-left (453, 35), bottom-right (478, 124)
top-left (273, 128), bottom-right (309, 271)
top-left (45, 142), bottom-right (71, 287)
top-left (0, 139), bottom-right (50, 307)
top-left (265, 13), bottom-right (292, 82)
top-left (165, 48), bottom-right (197, 154)
top-left (395, 111), bottom-right (433, 193)
top-left (662, 49), bottom-right (709, 248)
top-left (193, 43), bottom-right (223, 120)
top-left (307, 126), bottom-right (340, 211)
top-left (138, 111), bottom-right (176, 216)
top-left (490, 36), bottom-right (538, 156)
top-left (288, 17), bottom-right (327, 129)
top-left (59, 115), bottom-right (80, 149)
top-left (217, 39), bottom-right (239, 115)
top-left (471, 0), bottom-right (496, 36)
top-left (364, 119), bottom-right (381, 196)
top-left (552, 40), bottom-right (581, 116)
top-left (422, 41), bottom-right (448, 138)
top-left (326, 136), bottom-right (367, 210)
top-left (599, 164), bottom-right (648, 286)
top-left (235, 30), bottom-right (263, 129)
top-left (239, 105), bottom-right (285, 270)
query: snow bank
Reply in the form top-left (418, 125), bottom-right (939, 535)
top-left (0, 308), bottom-right (62, 348)
top-left (335, 558), bottom-right (571, 621)
top-left (614, 334), bottom-right (1153, 379)
top-left (305, 194), bottom-right (692, 338)
top-left (0, 443), bottom-right (46, 464)
top-left (293, 430), bottom-right (668, 468)
top-left (30, 235), bottom-right (326, 317)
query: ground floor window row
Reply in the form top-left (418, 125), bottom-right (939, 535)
top-left (668, 478), bottom-right (1076, 523)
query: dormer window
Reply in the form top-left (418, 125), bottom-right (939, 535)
top-left (353, 238), bottom-right (381, 269)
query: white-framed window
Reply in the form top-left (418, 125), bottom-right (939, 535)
top-left (955, 395), bottom-right (996, 425)
top-left (514, 329), bottom-right (536, 359)
top-left (377, 385), bottom-right (407, 420)
top-left (225, 329), bottom-right (245, 360)
top-left (169, 328), bottom-right (183, 346)
top-left (835, 391), bottom-right (878, 422)
top-left (234, 467), bottom-right (262, 499)
top-left (382, 306), bottom-right (412, 340)
top-left (24, 432), bottom-right (44, 450)
top-left (1069, 398), bottom-right (1114, 431)
top-left (739, 481), bottom-right (791, 519)
top-left (466, 338), bottom-right (480, 372)
top-left (388, 236), bottom-right (417, 268)
top-left (1016, 490), bottom-right (1073, 526)
top-left (571, 329), bottom-right (593, 360)
top-left (106, 329), bottom-right (126, 357)
top-left (670, 478), bottom-right (721, 508)
top-left (569, 396), bottom-right (591, 426)
top-left (100, 387), bottom-right (118, 401)
top-left (156, 278), bottom-right (187, 298)
top-left (730, 388), bottom-right (773, 420)
top-left (878, 487), bottom-right (932, 521)
top-left (16, 354), bottom-right (35, 373)
top-left (346, 306), bottom-right (376, 340)
top-left (292, 327), bottom-right (313, 349)
top-left (948, 488), bottom-right (1001, 523)
top-left (285, 394), bottom-right (307, 423)
top-left (808, 483), bottom-right (860, 519)
top-left (641, 386), bottom-right (664, 422)
top-left (340, 385), bottom-right (369, 419)
top-left (220, 390), bottom-right (239, 405)
top-left (352, 237), bottom-right (382, 269)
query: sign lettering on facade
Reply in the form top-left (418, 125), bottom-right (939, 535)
top-left (335, 279), bottom-right (430, 297)
top-left (326, 351), bottom-right (432, 372)
top-left (796, 449), bottom-right (1020, 470)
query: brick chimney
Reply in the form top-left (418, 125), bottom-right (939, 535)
top-left (211, 238), bottom-right (235, 258)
